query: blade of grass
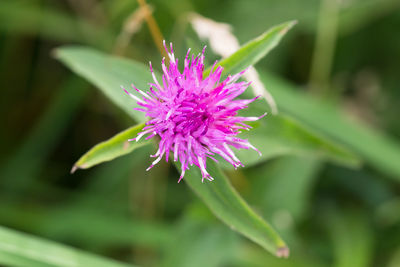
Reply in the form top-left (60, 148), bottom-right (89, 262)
top-left (0, 225), bottom-right (135, 267)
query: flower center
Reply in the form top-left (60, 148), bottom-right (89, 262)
top-left (171, 97), bottom-right (212, 137)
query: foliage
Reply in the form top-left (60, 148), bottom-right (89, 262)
top-left (1, 0), bottom-right (400, 266)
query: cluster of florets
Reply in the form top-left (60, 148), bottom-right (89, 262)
top-left (123, 42), bottom-right (264, 182)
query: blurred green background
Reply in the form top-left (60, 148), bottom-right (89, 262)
top-left (1, 0), bottom-right (400, 266)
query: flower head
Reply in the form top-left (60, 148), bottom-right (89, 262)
top-left (123, 41), bottom-right (265, 182)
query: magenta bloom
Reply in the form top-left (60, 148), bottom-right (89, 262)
top-left (123, 42), bottom-right (265, 182)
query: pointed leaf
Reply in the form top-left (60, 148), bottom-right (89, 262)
top-left (180, 161), bottom-right (289, 258)
top-left (204, 20), bottom-right (297, 77)
top-left (55, 20), bottom-right (296, 122)
top-left (72, 123), bottom-right (149, 172)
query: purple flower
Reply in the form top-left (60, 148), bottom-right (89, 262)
top-left (123, 42), bottom-right (265, 182)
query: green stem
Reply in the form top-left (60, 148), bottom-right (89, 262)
top-left (309, 0), bottom-right (340, 95)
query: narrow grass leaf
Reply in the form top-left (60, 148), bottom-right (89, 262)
top-left (0, 225), bottom-right (134, 267)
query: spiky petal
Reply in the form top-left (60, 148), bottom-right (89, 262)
top-left (123, 41), bottom-right (265, 182)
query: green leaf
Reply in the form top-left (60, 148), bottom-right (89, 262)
top-left (71, 123), bottom-right (150, 172)
top-left (55, 25), bottom-right (299, 257)
top-left (225, 113), bottom-right (360, 169)
top-left (56, 46), bottom-right (359, 170)
top-left (204, 20), bottom-right (297, 77)
top-left (54, 47), bottom-right (153, 122)
top-left (0, 225), bottom-right (134, 267)
top-left (0, 202), bottom-right (172, 250)
top-left (180, 161), bottom-right (289, 258)
top-left (0, 151), bottom-right (172, 250)
top-left (69, 120), bottom-right (291, 256)
top-left (262, 71), bottom-right (400, 179)
top-left (55, 20), bottom-right (296, 122)
top-left (72, 115), bottom-right (359, 173)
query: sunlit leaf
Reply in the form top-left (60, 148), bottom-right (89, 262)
top-left (204, 20), bottom-right (297, 77)
top-left (71, 123), bottom-right (150, 172)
